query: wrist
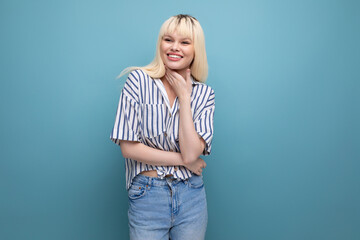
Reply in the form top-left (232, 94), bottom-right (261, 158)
top-left (178, 95), bottom-right (191, 104)
top-left (179, 153), bottom-right (186, 167)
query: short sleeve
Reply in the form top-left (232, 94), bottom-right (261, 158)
top-left (194, 88), bottom-right (215, 155)
top-left (110, 71), bottom-right (141, 145)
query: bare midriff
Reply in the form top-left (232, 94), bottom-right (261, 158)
top-left (140, 170), bottom-right (173, 178)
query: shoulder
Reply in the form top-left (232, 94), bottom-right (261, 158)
top-left (193, 81), bottom-right (215, 98)
top-left (122, 70), bottom-right (150, 100)
top-left (127, 69), bottom-right (153, 83)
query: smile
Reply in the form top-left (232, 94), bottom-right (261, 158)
top-left (167, 54), bottom-right (183, 59)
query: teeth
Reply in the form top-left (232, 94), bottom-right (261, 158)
top-left (168, 54), bottom-right (182, 58)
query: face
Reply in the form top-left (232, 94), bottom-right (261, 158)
top-left (160, 31), bottom-right (195, 75)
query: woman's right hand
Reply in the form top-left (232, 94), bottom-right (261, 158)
top-left (184, 158), bottom-right (207, 175)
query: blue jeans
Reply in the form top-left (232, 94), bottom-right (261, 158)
top-left (128, 174), bottom-right (208, 240)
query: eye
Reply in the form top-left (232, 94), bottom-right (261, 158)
top-left (182, 41), bottom-right (191, 45)
top-left (163, 38), bottom-right (172, 42)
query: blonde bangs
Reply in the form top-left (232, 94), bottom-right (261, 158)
top-left (159, 17), bottom-right (194, 40)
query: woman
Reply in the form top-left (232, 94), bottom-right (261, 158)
top-left (110, 14), bottom-right (215, 240)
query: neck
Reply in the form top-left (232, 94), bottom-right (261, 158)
top-left (176, 69), bottom-right (187, 79)
top-left (160, 68), bottom-right (189, 83)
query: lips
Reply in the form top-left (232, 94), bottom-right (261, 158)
top-left (167, 53), bottom-right (183, 58)
top-left (168, 54), bottom-right (182, 58)
top-left (167, 53), bottom-right (183, 61)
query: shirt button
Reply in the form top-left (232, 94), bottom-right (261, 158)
top-left (164, 133), bottom-right (167, 137)
top-left (169, 113), bottom-right (172, 118)
top-left (174, 167), bottom-right (178, 171)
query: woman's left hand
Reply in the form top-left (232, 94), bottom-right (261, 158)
top-left (165, 68), bottom-right (192, 101)
top-left (184, 157), bottom-right (207, 176)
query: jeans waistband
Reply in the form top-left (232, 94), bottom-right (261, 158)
top-left (132, 174), bottom-right (197, 187)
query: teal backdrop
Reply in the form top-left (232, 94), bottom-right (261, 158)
top-left (1, 0), bottom-right (359, 239)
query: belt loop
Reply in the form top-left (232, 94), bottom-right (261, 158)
top-left (146, 177), bottom-right (151, 189)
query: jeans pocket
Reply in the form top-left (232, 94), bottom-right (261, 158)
top-left (128, 183), bottom-right (147, 200)
top-left (187, 175), bottom-right (204, 189)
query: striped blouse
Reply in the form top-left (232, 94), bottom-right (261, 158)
top-left (110, 69), bottom-right (215, 190)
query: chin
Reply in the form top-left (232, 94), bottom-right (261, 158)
top-left (168, 67), bottom-right (187, 73)
top-left (166, 63), bottom-right (188, 70)
top-left (165, 65), bottom-right (178, 70)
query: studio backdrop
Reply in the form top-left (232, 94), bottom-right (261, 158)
top-left (1, 0), bottom-right (359, 239)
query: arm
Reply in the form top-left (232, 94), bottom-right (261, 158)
top-left (178, 96), bottom-right (206, 164)
top-left (165, 69), bottom-right (205, 164)
top-left (119, 140), bottom-right (206, 175)
top-left (119, 140), bottom-right (183, 166)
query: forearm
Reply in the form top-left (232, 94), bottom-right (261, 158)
top-left (178, 97), bottom-right (205, 164)
top-left (119, 140), bottom-right (184, 166)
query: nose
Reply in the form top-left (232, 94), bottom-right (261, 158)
top-left (171, 41), bottom-right (180, 51)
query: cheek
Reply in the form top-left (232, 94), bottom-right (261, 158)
top-left (160, 42), bottom-right (168, 54)
top-left (188, 47), bottom-right (195, 59)
top-left (160, 46), bottom-right (165, 55)
top-left (159, 46), bottom-right (167, 61)
top-left (188, 50), bottom-right (195, 62)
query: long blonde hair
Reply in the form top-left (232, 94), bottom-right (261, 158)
top-left (118, 14), bottom-right (208, 82)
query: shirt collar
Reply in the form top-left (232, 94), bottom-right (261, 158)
top-left (153, 76), bottom-right (200, 88)
top-left (153, 76), bottom-right (200, 111)
top-left (153, 78), bottom-right (171, 110)
top-left (191, 78), bottom-right (201, 85)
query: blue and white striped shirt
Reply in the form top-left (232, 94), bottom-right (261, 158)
top-left (110, 69), bottom-right (215, 189)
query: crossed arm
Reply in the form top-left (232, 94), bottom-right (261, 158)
top-left (119, 68), bottom-right (206, 175)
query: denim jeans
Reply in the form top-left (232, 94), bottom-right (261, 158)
top-left (128, 174), bottom-right (208, 240)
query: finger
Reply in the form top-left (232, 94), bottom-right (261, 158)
top-left (168, 69), bottom-right (185, 82)
top-left (194, 169), bottom-right (201, 175)
top-left (165, 73), bottom-right (173, 84)
top-left (186, 68), bottom-right (191, 82)
top-left (166, 68), bottom-right (176, 78)
top-left (167, 72), bottom-right (176, 82)
top-left (168, 73), bottom-right (180, 84)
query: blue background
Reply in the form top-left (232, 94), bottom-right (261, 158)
top-left (1, 0), bottom-right (359, 239)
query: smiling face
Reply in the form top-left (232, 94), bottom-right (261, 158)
top-left (160, 31), bottom-right (195, 76)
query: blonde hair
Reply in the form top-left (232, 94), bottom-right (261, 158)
top-left (118, 14), bottom-right (208, 82)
